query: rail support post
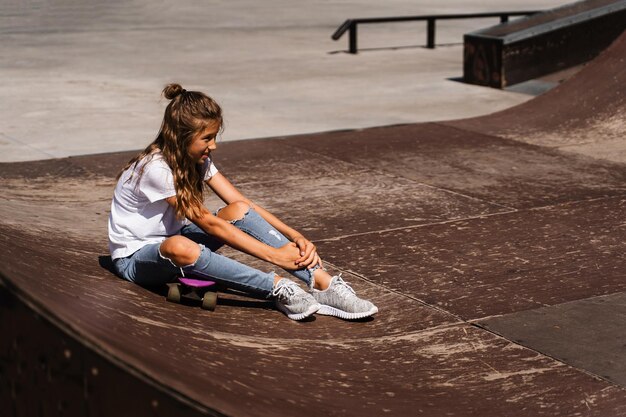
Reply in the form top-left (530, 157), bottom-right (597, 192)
top-left (427, 18), bottom-right (436, 49)
top-left (500, 14), bottom-right (509, 23)
top-left (349, 22), bottom-right (358, 54)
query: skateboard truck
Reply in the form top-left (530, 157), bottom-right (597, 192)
top-left (166, 277), bottom-right (218, 311)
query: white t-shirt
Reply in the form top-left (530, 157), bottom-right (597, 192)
top-left (108, 152), bottom-right (218, 259)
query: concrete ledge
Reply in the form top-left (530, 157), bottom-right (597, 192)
top-left (463, 0), bottom-right (626, 87)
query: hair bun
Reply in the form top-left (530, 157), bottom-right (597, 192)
top-left (163, 83), bottom-right (186, 100)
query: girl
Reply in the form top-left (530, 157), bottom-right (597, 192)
top-left (108, 83), bottom-right (378, 321)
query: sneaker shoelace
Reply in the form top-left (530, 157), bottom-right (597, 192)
top-left (272, 281), bottom-right (300, 302)
top-left (333, 274), bottom-right (356, 298)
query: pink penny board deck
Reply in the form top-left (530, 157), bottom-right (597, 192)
top-left (179, 278), bottom-right (216, 288)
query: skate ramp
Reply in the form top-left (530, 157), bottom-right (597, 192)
top-left (452, 28), bottom-right (626, 163)
top-left (2, 34), bottom-right (626, 417)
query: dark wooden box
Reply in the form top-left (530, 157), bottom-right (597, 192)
top-left (464, 0), bottom-right (626, 88)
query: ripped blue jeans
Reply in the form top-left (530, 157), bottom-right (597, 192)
top-left (113, 208), bottom-right (317, 298)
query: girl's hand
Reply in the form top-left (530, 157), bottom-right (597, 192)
top-left (273, 242), bottom-right (302, 270)
top-left (293, 236), bottom-right (323, 270)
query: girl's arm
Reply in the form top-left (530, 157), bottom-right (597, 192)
top-left (165, 196), bottom-right (301, 270)
top-left (207, 172), bottom-right (321, 268)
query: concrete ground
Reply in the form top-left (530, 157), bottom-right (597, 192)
top-left (0, 0), bottom-right (570, 162)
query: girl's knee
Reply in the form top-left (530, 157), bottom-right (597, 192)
top-left (217, 201), bottom-right (251, 222)
top-left (160, 236), bottom-right (200, 266)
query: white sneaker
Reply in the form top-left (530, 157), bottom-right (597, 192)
top-left (312, 275), bottom-right (378, 319)
top-left (272, 278), bottom-right (320, 320)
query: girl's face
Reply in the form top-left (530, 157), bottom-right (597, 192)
top-left (188, 122), bottom-right (220, 164)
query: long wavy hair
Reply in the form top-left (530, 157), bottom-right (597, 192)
top-left (118, 83), bottom-right (223, 220)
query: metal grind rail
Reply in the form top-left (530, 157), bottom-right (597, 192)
top-left (332, 11), bottom-right (540, 53)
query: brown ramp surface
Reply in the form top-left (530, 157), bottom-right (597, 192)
top-left (448, 29), bottom-right (626, 163)
top-left (2, 34), bottom-right (626, 417)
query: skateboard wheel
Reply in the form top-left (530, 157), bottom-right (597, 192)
top-left (167, 283), bottom-right (181, 303)
top-left (201, 292), bottom-right (217, 311)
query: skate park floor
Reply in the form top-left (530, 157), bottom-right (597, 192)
top-left (1, 0), bottom-right (626, 415)
top-left (2, 30), bottom-right (626, 416)
top-left (0, 0), bottom-right (572, 162)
